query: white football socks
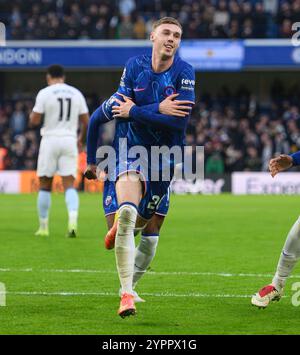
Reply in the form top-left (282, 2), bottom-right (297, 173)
top-left (39, 217), bottom-right (49, 231)
top-left (133, 234), bottom-right (159, 289)
top-left (65, 188), bottom-right (79, 229)
top-left (115, 203), bottom-right (137, 295)
top-left (272, 217), bottom-right (300, 290)
top-left (37, 190), bottom-right (51, 230)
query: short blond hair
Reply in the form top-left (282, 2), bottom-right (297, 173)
top-left (152, 17), bottom-right (182, 31)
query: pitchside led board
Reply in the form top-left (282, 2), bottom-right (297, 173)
top-left (0, 39), bottom-right (299, 70)
top-left (0, 171), bottom-right (104, 194)
top-left (232, 172), bottom-right (300, 195)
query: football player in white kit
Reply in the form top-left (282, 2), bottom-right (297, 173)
top-left (30, 65), bottom-right (89, 237)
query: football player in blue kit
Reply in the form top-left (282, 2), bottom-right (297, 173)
top-left (85, 17), bottom-right (195, 317)
top-left (86, 93), bottom-right (186, 304)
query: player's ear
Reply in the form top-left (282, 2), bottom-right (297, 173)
top-left (150, 31), bottom-right (155, 42)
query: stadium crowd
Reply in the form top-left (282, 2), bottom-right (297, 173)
top-left (1, 0), bottom-right (298, 40)
top-left (1, 82), bottom-right (300, 173)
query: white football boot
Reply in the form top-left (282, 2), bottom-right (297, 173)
top-left (251, 284), bottom-right (283, 308)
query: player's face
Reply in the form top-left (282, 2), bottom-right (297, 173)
top-left (151, 24), bottom-right (182, 59)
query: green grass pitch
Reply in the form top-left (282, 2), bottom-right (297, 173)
top-left (1, 193), bottom-right (300, 334)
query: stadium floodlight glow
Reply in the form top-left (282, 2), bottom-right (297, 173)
top-left (291, 22), bottom-right (300, 46)
top-left (0, 22), bottom-right (5, 47)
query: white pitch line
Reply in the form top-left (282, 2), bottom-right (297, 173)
top-left (1, 267), bottom-right (300, 279)
top-left (4, 291), bottom-right (254, 298)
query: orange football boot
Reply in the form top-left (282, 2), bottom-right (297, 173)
top-left (118, 293), bottom-right (136, 318)
top-left (104, 221), bottom-right (117, 249)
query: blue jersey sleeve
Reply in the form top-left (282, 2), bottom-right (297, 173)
top-left (86, 92), bottom-right (125, 165)
top-left (116, 57), bottom-right (135, 99)
top-left (176, 63), bottom-right (196, 103)
top-left (129, 105), bottom-right (188, 132)
top-left (86, 104), bottom-right (109, 165)
top-left (290, 151), bottom-right (300, 166)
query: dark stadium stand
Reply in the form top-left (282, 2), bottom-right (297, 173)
top-left (1, 81), bottom-right (300, 172)
top-left (1, 0), bottom-right (299, 40)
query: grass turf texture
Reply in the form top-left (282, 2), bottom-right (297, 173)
top-left (1, 193), bottom-right (300, 335)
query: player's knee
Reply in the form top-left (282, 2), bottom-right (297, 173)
top-left (62, 176), bottom-right (75, 190)
top-left (118, 204), bottom-right (137, 233)
top-left (39, 177), bottom-right (52, 191)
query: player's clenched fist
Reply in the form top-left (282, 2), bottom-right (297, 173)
top-left (269, 154), bottom-right (293, 177)
top-left (84, 164), bottom-right (97, 180)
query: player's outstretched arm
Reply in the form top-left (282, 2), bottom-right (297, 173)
top-left (269, 154), bottom-right (293, 177)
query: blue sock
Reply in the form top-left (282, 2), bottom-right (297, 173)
top-left (38, 190), bottom-right (51, 219)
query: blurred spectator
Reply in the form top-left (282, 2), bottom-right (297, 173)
top-left (118, 15), bottom-right (135, 39)
top-left (10, 102), bottom-right (26, 136)
top-left (205, 152), bottom-right (225, 174)
top-left (119, 0), bottom-right (136, 17)
top-left (1, 79), bottom-right (300, 172)
top-left (0, 147), bottom-right (8, 170)
top-left (133, 15), bottom-right (146, 39)
top-left (244, 147), bottom-right (262, 171)
top-left (2, 0), bottom-right (299, 40)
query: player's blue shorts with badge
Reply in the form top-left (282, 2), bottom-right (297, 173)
top-left (103, 179), bottom-right (170, 220)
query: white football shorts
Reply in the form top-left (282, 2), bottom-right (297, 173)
top-left (37, 136), bottom-right (78, 178)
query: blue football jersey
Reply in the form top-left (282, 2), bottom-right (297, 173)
top-left (117, 54), bottom-right (195, 149)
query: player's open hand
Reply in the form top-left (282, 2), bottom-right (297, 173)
top-left (269, 154), bottom-right (293, 177)
top-left (159, 93), bottom-right (194, 117)
top-left (112, 94), bottom-right (135, 118)
top-left (84, 164), bottom-right (97, 180)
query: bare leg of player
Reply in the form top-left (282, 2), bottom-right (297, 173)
top-left (62, 175), bottom-right (79, 238)
top-left (35, 176), bottom-right (53, 236)
top-left (114, 171), bottom-right (142, 317)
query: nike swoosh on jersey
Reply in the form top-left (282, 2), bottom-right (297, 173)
top-left (133, 88), bottom-right (146, 92)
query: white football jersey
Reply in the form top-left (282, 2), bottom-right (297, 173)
top-left (33, 83), bottom-right (88, 137)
